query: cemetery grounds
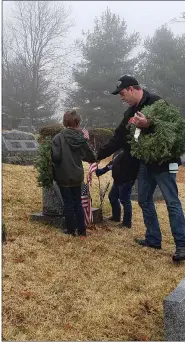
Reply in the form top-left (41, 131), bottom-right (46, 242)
top-left (2, 160), bottom-right (185, 341)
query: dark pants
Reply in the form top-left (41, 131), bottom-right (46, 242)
top-left (138, 163), bottom-right (185, 247)
top-left (108, 181), bottom-right (133, 227)
top-left (59, 186), bottom-right (86, 236)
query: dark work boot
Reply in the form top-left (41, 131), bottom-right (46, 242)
top-left (107, 216), bottom-right (120, 222)
top-left (110, 203), bottom-right (121, 222)
top-left (121, 218), bottom-right (132, 228)
top-left (63, 229), bottom-right (76, 237)
top-left (172, 246), bottom-right (185, 262)
top-left (118, 222), bottom-right (132, 229)
top-left (135, 238), bottom-right (161, 249)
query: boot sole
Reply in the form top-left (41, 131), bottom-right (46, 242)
top-left (135, 239), bottom-right (161, 249)
top-left (172, 256), bottom-right (185, 262)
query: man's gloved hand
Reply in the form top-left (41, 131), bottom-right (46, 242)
top-left (95, 166), bottom-right (109, 177)
top-left (96, 168), bottom-right (105, 177)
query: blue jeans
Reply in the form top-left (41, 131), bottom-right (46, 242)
top-left (59, 186), bottom-right (86, 236)
top-left (108, 181), bottom-right (133, 227)
top-left (138, 163), bottom-right (185, 247)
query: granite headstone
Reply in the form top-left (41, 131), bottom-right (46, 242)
top-left (31, 181), bottom-right (103, 228)
top-left (131, 179), bottom-right (163, 201)
top-left (164, 277), bottom-right (185, 341)
top-left (2, 129), bottom-right (38, 164)
top-left (181, 153), bottom-right (185, 167)
top-left (43, 181), bottom-right (64, 216)
top-left (32, 181), bottom-right (66, 228)
top-left (18, 118), bottom-right (36, 133)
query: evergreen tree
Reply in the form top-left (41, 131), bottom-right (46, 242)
top-left (139, 26), bottom-right (185, 115)
top-left (65, 8), bottom-right (140, 127)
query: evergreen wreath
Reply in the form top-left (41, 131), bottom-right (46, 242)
top-left (127, 99), bottom-right (185, 164)
top-left (36, 136), bottom-right (53, 188)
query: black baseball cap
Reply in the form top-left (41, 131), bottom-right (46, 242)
top-left (112, 75), bottom-right (139, 95)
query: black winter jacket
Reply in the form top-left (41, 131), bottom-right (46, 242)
top-left (97, 90), bottom-right (181, 178)
top-left (52, 128), bottom-right (96, 187)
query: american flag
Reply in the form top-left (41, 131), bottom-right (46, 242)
top-left (82, 127), bottom-right (89, 140)
top-left (81, 182), bottom-right (93, 226)
top-left (81, 163), bottom-right (97, 226)
top-left (87, 162), bottom-right (98, 186)
top-left (81, 126), bottom-right (97, 225)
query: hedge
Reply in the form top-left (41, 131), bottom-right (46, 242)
top-left (88, 128), bottom-right (114, 150)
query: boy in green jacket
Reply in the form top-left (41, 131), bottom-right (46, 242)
top-left (52, 110), bottom-right (96, 236)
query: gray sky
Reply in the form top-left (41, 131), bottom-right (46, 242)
top-left (68, 1), bottom-right (185, 39)
top-left (3, 1), bottom-right (185, 41)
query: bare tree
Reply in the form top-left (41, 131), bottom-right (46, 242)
top-left (3, 1), bottom-right (74, 128)
top-left (171, 12), bottom-right (185, 23)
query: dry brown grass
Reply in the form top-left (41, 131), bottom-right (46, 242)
top-left (2, 162), bottom-right (185, 341)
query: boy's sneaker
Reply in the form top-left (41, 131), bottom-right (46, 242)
top-left (135, 238), bottom-right (161, 249)
top-left (79, 236), bottom-right (86, 240)
top-left (172, 247), bottom-right (185, 262)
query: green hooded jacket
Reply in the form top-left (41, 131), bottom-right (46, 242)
top-left (52, 128), bottom-right (96, 187)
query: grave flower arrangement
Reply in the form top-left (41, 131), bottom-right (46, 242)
top-left (127, 99), bottom-right (185, 164)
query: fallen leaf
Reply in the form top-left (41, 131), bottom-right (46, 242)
top-left (21, 291), bottom-right (34, 299)
top-left (14, 257), bottom-right (25, 263)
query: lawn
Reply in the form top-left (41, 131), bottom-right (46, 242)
top-left (2, 162), bottom-right (185, 341)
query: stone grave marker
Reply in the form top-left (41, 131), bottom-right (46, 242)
top-left (2, 129), bottom-right (38, 164)
top-left (131, 179), bottom-right (163, 201)
top-left (31, 181), bottom-right (103, 229)
top-left (181, 153), bottom-right (185, 167)
top-left (164, 277), bottom-right (185, 341)
top-left (31, 181), bottom-right (66, 228)
top-left (18, 118), bottom-right (36, 133)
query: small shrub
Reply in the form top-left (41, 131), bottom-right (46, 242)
top-left (88, 128), bottom-right (114, 150)
top-left (38, 124), bottom-right (64, 143)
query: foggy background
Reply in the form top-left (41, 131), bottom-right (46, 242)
top-left (2, 1), bottom-right (185, 131)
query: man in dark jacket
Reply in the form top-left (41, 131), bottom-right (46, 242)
top-left (97, 75), bottom-right (185, 261)
top-left (96, 149), bottom-right (134, 228)
top-left (52, 110), bottom-right (96, 236)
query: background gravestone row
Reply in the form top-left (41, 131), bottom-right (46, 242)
top-left (2, 129), bottom-right (38, 165)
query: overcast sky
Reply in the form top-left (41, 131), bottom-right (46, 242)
top-left (2, 1), bottom-right (185, 117)
top-left (3, 0), bottom-right (185, 41)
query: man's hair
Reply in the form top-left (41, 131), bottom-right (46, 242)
top-left (132, 85), bottom-right (142, 90)
top-left (126, 85), bottom-right (142, 91)
top-left (63, 110), bottom-right (81, 128)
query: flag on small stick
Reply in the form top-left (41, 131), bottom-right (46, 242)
top-left (81, 182), bottom-right (92, 227)
top-left (82, 127), bottom-right (89, 140)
